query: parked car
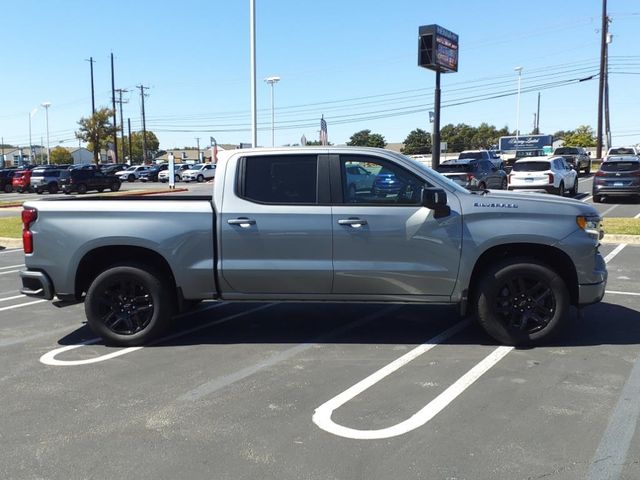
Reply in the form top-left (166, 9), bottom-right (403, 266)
top-left (552, 146), bottom-right (591, 175)
top-left (437, 158), bottom-right (507, 190)
top-left (139, 164), bottom-right (168, 182)
top-left (30, 167), bottom-right (65, 194)
top-left (60, 169), bottom-right (121, 194)
top-left (182, 163), bottom-right (216, 182)
top-left (592, 157), bottom-right (640, 203)
top-left (508, 156), bottom-right (578, 196)
top-left (458, 150), bottom-right (503, 169)
top-left (344, 162), bottom-right (376, 198)
top-left (116, 165), bottom-right (151, 182)
top-left (0, 169), bottom-right (16, 193)
top-left (12, 169), bottom-right (34, 193)
top-left (158, 164), bottom-right (191, 183)
top-left (503, 149), bottom-right (546, 173)
top-left (101, 164), bottom-right (128, 175)
top-left (371, 167), bottom-right (402, 197)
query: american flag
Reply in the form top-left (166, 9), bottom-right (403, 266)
top-left (320, 116), bottom-right (328, 146)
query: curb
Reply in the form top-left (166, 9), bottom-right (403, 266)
top-left (0, 237), bottom-right (22, 249)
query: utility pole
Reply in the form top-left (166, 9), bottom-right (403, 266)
top-left (195, 137), bottom-right (200, 161)
top-left (127, 118), bottom-right (132, 163)
top-left (536, 92), bottom-right (541, 133)
top-left (85, 57), bottom-right (96, 114)
top-left (604, 29), bottom-right (613, 151)
top-left (115, 89), bottom-right (128, 162)
top-left (110, 53), bottom-right (118, 163)
top-left (137, 85), bottom-right (149, 163)
top-left (596, 0), bottom-right (608, 159)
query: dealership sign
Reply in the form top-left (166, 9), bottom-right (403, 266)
top-left (499, 135), bottom-right (553, 151)
top-left (418, 24), bottom-right (459, 73)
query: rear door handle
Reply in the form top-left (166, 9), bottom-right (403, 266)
top-left (338, 218), bottom-right (367, 228)
top-left (227, 218), bottom-right (256, 228)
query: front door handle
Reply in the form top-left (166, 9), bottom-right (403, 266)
top-left (338, 218), bottom-right (367, 228)
top-left (227, 217), bottom-right (256, 228)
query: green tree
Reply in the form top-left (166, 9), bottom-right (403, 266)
top-left (401, 129), bottom-right (431, 155)
top-left (75, 108), bottom-right (117, 164)
top-left (347, 129), bottom-right (386, 148)
top-left (118, 131), bottom-right (160, 163)
top-left (49, 146), bottom-right (73, 164)
top-left (561, 125), bottom-right (596, 147)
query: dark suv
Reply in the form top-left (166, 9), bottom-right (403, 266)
top-left (437, 158), bottom-right (508, 190)
top-left (552, 146), bottom-right (591, 175)
top-left (60, 169), bottom-right (121, 194)
top-left (0, 169), bottom-right (16, 193)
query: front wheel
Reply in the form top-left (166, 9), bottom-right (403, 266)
top-left (475, 259), bottom-right (569, 346)
top-left (570, 178), bottom-right (579, 196)
top-left (110, 182), bottom-right (121, 192)
top-left (77, 184), bottom-right (88, 194)
top-left (85, 264), bottom-right (175, 346)
top-left (197, 174), bottom-right (204, 182)
top-left (3, 184), bottom-right (12, 193)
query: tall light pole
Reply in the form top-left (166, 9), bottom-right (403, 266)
top-left (29, 108), bottom-right (37, 164)
top-left (264, 76), bottom-right (280, 147)
top-left (250, 0), bottom-right (257, 148)
top-left (41, 102), bottom-right (51, 164)
top-left (514, 66), bottom-right (523, 140)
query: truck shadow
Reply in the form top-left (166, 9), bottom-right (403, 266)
top-left (55, 301), bottom-right (640, 349)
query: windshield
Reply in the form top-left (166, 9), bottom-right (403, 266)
top-left (458, 152), bottom-right (482, 160)
top-left (438, 163), bottom-right (471, 173)
top-left (188, 164), bottom-right (204, 170)
top-left (513, 161), bottom-right (550, 172)
top-left (554, 148), bottom-right (577, 154)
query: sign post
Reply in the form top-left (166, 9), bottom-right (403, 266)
top-left (418, 24), bottom-right (458, 169)
top-left (168, 153), bottom-right (175, 190)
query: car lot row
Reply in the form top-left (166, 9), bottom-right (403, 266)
top-left (0, 242), bottom-right (639, 478)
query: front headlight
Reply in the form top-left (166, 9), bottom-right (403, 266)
top-left (577, 215), bottom-right (604, 240)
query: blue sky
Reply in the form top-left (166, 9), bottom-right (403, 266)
top-left (1, 0), bottom-right (638, 152)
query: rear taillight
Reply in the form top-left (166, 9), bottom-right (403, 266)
top-left (22, 208), bottom-right (37, 254)
top-left (466, 174), bottom-right (475, 182)
top-left (595, 170), bottom-right (606, 177)
top-left (548, 173), bottom-right (554, 184)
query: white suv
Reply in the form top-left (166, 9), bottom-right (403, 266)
top-left (116, 165), bottom-right (151, 182)
top-left (182, 163), bottom-right (216, 183)
top-left (508, 156), bottom-right (578, 196)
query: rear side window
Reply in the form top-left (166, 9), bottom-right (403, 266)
top-left (554, 147), bottom-right (578, 155)
top-left (242, 155), bottom-right (318, 204)
top-left (438, 163), bottom-right (471, 173)
top-left (513, 161), bottom-right (550, 172)
top-left (601, 162), bottom-right (640, 172)
top-left (458, 152), bottom-right (482, 160)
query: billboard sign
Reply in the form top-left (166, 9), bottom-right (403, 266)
top-left (499, 135), bottom-right (553, 151)
top-left (418, 24), bottom-right (459, 73)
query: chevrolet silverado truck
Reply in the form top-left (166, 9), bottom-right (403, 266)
top-left (19, 147), bottom-right (607, 347)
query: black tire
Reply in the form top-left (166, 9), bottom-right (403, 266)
top-left (110, 182), bottom-right (121, 192)
top-left (36, 188), bottom-right (43, 195)
top-left (96, 188), bottom-right (104, 193)
top-left (77, 184), bottom-right (88, 194)
top-left (478, 182), bottom-right (487, 191)
top-left (500, 178), bottom-right (508, 190)
top-left (49, 183), bottom-right (58, 194)
top-left (593, 194), bottom-right (603, 203)
top-left (197, 174), bottom-right (204, 182)
top-left (128, 174), bottom-right (135, 182)
top-left (570, 178), bottom-right (578, 196)
top-left (175, 174), bottom-right (180, 182)
top-left (556, 183), bottom-right (565, 196)
top-left (475, 259), bottom-right (569, 346)
top-left (3, 184), bottom-right (12, 193)
top-left (85, 264), bottom-right (175, 346)
top-left (584, 161), bottom-right (591, 175)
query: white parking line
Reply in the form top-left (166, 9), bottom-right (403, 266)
top-left (601, 204), bottom-right (619, 217)
top-left (0, 248), bottom-right (22, 255)
top-left (0, 269), bottom-right (20, 276)
top-left (0, 264), bottom-right (23, 270)
top-left (0, 294), bottom-right (26, 303)
top-left (0, 299), bottom-right (47, 312)
top-left (604, 244), bottom-right (626, 264)
top-left (39, 303), bottom-right (270, 366)
top-left (313, 320), bottom-right (514, 440)
top-left (606, 290), bottom-right (640, 297)
top-left (635, 212), bottom-right (640, 219)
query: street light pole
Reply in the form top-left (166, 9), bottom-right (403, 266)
top-left (264, 76), bottom-right (280, 147)
top-left (514, 66), bottom-right (523, 140)
top-left (41, 102), bottom-right (51, 164)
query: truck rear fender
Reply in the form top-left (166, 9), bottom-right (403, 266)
top-left (465, 243), bottom-right (579, 313)
top-left (75, 246), bottom-right (177, 303)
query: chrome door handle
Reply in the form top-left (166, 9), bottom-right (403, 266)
top-left (338, 218), bottom-right (367, 228)
top-left (227, 218), bottom-right (256, 228)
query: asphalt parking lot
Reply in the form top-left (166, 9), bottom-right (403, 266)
top-left (1, 172), bottom-right (639, 479)
top-left (1, 235), bottom-right (640, 479)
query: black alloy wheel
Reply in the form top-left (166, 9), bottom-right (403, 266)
top-left (85, 264), bottom-right (174, 346)
top-left (475, 259), bottom-right (569, 345)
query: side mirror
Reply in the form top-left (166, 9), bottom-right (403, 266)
top-left (422, 187), bottom-right (451, 218)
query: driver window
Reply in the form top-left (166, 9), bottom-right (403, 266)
top-left (340, 155), bottom-right (426, 205)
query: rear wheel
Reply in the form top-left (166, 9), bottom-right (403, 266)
top-left (110, 182), bottom-right (121, 192)
top-left (570, 178), bottom-right (578, 196)
top-left (556, 182), bottom-right (565, 196)
top-left (48, 183), bottom-right (58, 194)
top-left (36, 188), bottom-right (43, 195)
top-left (475, 259), bottom-right (569, 346)
top-left (584, 161), bottom-right (591, 175)
top-left (3, 184), bottom-right (12, 193)
top-left (128, 174), bottom-right (135, 182)
top-left (85, 264), bottom-right (175, 346)
top-left (77, 183), bottom-right (88, 194)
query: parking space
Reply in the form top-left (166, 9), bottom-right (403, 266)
top-left (1, 243), bottom-right (640, 479)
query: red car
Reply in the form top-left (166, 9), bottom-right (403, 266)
top-left (12, 169), bottom-right (33, 193)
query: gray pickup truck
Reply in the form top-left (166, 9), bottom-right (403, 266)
top-left (19, 147), bottom-right (607, 347)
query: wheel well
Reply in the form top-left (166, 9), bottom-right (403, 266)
top-left (75, 246), bottom-right (177, 300)
top-left (467, 243), bottom-right (579, 309)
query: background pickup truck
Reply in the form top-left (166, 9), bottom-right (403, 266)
top-left (20, 147), bottom-right (607, 347)
top-left (552, 146), bottom-right (591, 175)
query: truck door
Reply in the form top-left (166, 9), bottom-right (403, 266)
top-left (220, 153), bottom-right (333, 295)
top-left (331, 154), bottom-right (462, 297)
